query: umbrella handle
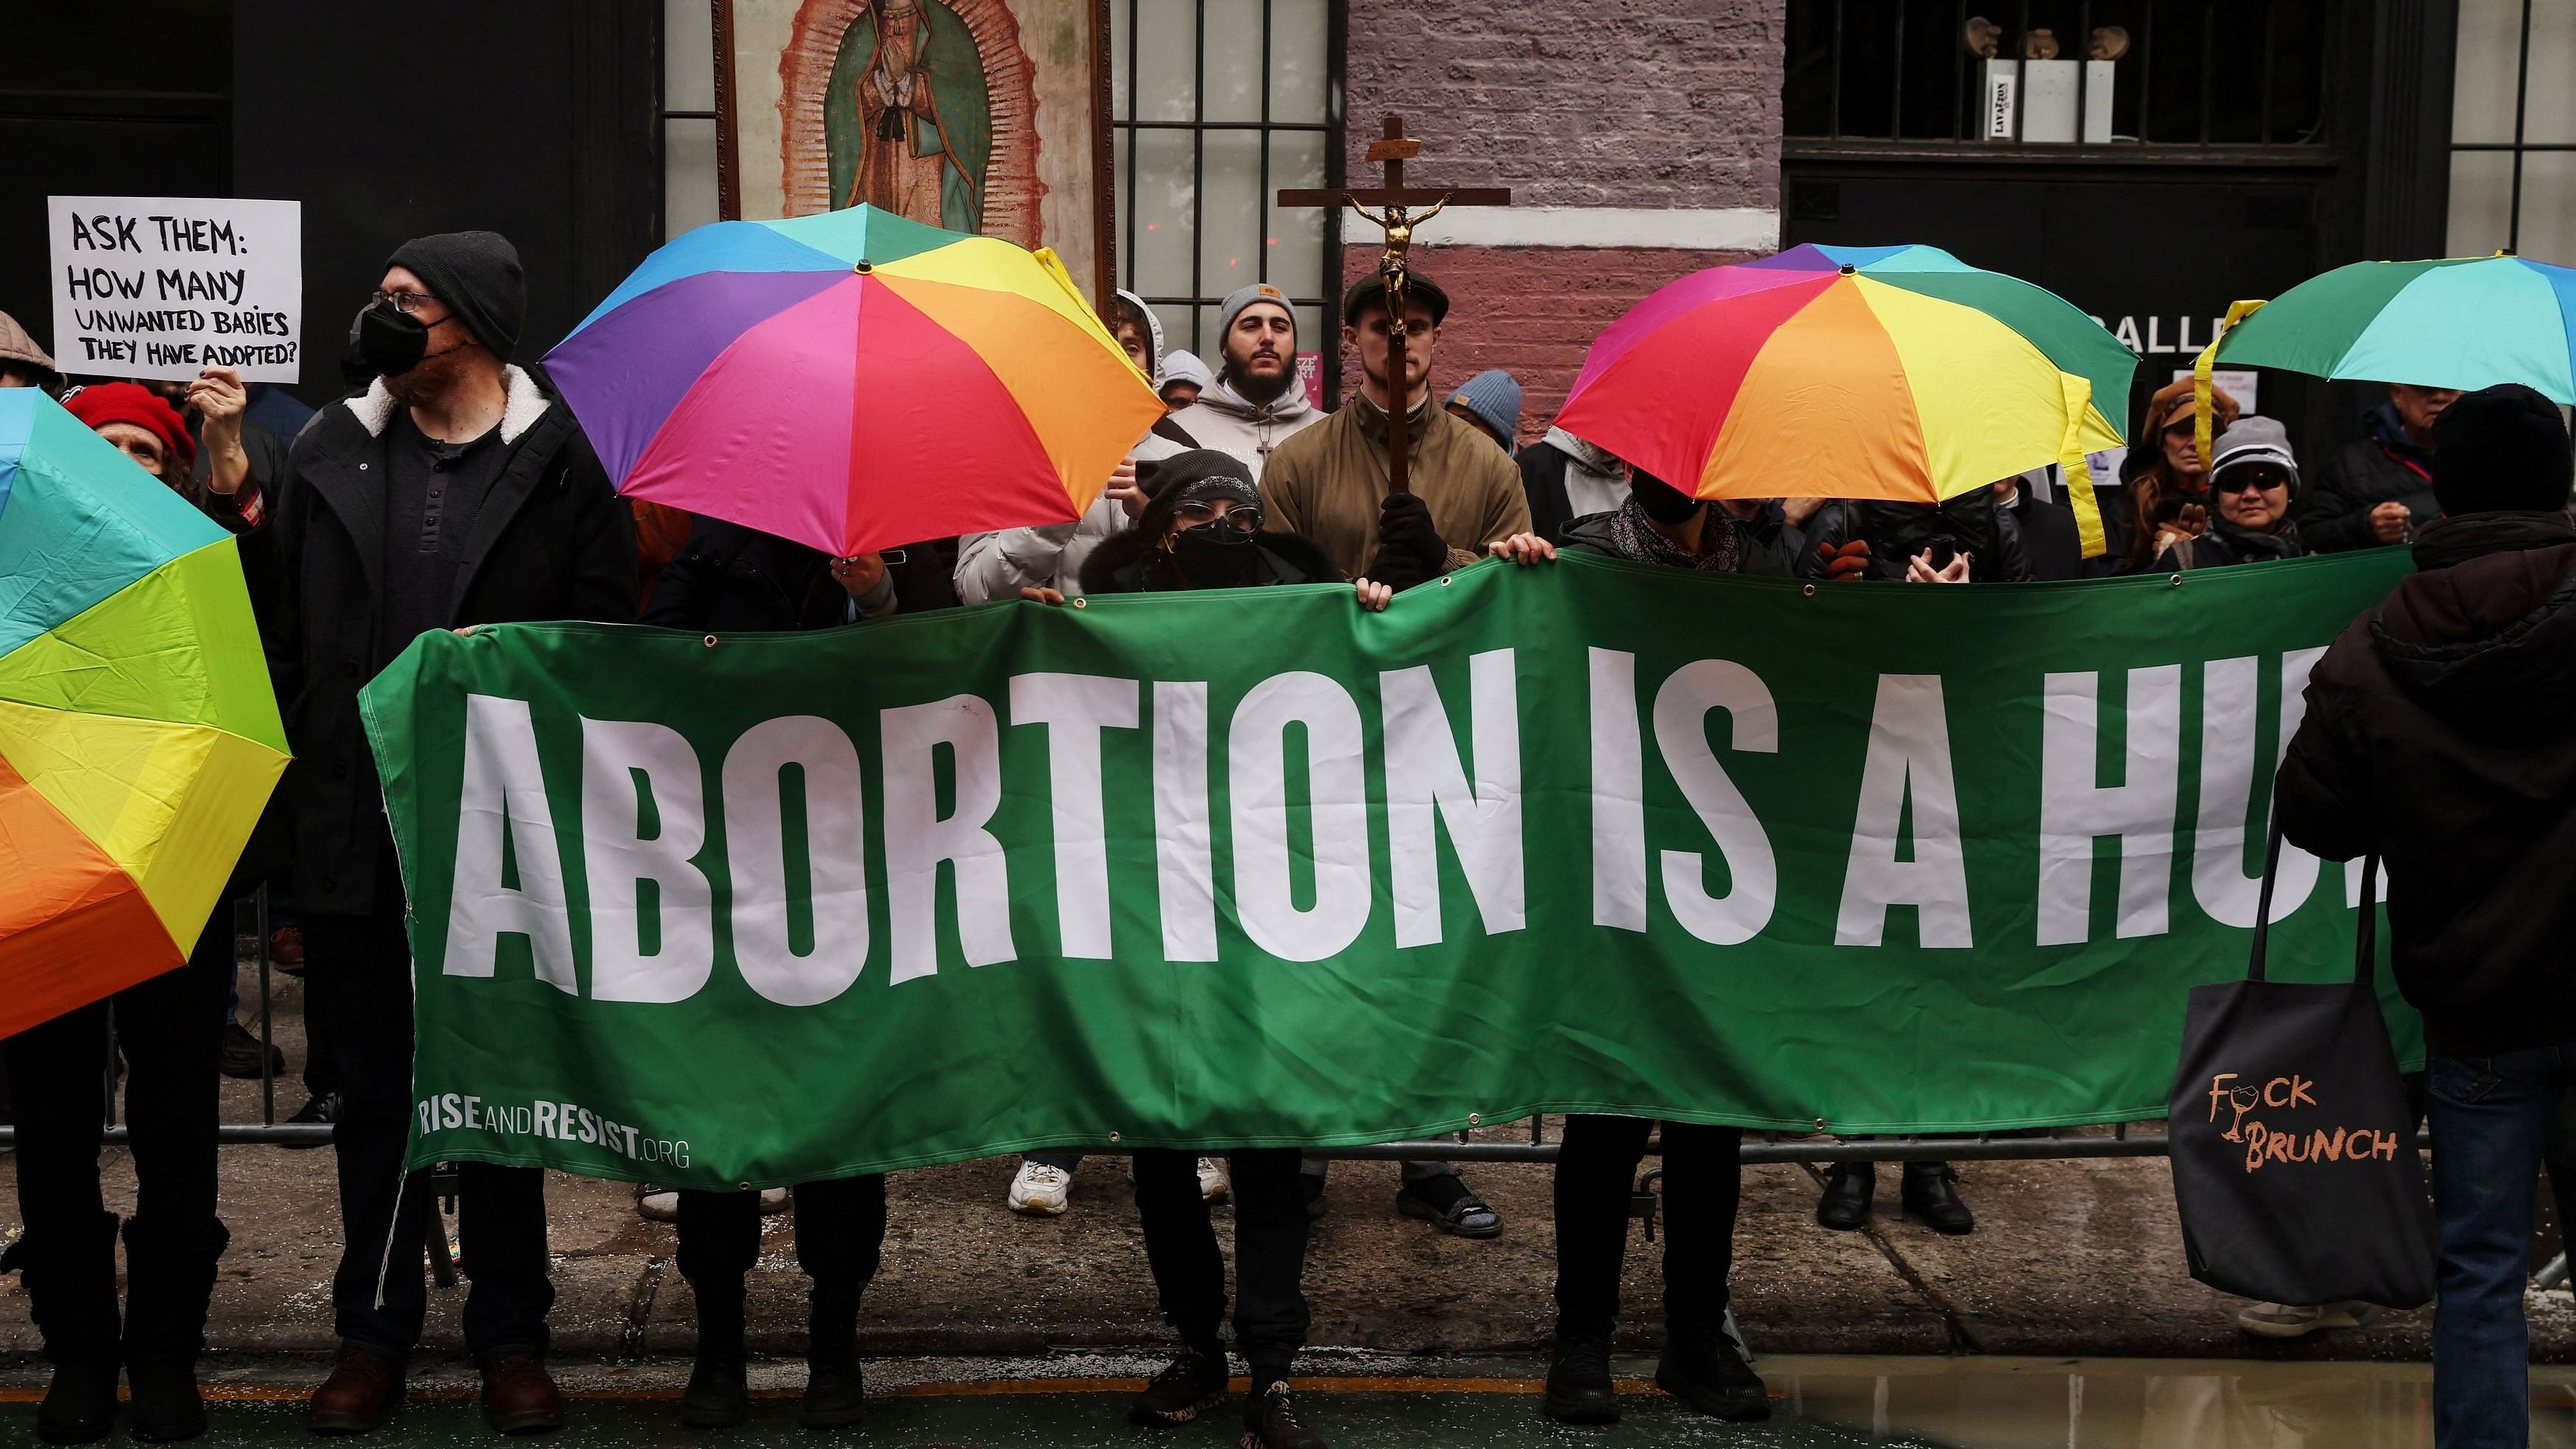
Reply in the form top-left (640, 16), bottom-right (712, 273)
top-left (2191, 298), bottom-right (2269, 473)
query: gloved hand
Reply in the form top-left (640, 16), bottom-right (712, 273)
top-left (1819, 539), bottom-right (1873, 581)
top-left (1373, 493), bottom-right (1449, 590)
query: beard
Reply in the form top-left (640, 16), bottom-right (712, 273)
top-left (383, 345), bottom-right (475, 408)
top-left (1220, 348), bottom-right (1295, 405)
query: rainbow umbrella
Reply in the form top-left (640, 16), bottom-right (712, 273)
top-left (1554, 243), bottom-right (2136, 552)
top-left (546, 205), bottom-right (1164, 559)
top-left (0, 390), bottom-right (287, 1036)
top-left (2206, 255), bottom-right (2576, 403)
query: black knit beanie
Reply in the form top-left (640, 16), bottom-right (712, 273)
top-left (386, 230), bottom-right (526, 361)
top-left (2431, 383), bottom-right (2574, 516)
top-left (1136, 449), bottom-right (1258, 503)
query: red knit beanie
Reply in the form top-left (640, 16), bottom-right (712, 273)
top-left (65, 382), bottom-right (195, 475)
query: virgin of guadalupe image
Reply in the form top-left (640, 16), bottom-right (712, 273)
top-left (824, 0), bottom-right (992, 231)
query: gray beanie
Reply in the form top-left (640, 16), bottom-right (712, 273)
top-left (1215, 282), bottom-right (1296, 344)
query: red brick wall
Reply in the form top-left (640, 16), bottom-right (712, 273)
top-left (1341, 1), bottom-right (1786, 213)
top-left (1337, 244), bottom-right (1762, 447)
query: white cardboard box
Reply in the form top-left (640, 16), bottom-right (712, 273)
top-left (2022, 59), bottom-right (2078, 142)
top-left (1982, 60), bottom-right (2020, 141)
top-left (2083, 60), bottom-right (2116, 142)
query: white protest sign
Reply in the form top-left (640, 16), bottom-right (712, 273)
top-left (48, 196), bottom-right (302, 383)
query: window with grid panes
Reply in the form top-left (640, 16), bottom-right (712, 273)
top-left (2448, 0), bottom-right (2576, 262)
top-left (1111, 0), bottom-right (1336, 380)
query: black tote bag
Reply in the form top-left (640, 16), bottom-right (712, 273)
top-left (2166, 835), bottom-right (2437, 1308)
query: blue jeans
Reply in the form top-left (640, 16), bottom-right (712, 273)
top-left (2426, 1045), bottom-right (2576, 1449)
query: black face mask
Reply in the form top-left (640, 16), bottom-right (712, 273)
top-left (1632, 474), bottom-right (1707, 525)
top-left (1171, 520), bottom-right (1262, 587)
top-left (356, 302), bottom-right (431, 378)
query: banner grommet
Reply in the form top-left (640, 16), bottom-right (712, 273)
top-left (703, 634), bottom-right (720, 647)
top-left (1072, 597), bottom-right (1088, 609)
top-left (2169, 574), bottom-right (2185, 587)
top-left (1802, 584), bottom-right (1816, 597)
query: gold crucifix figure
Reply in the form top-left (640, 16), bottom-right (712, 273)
top-left (1278, 116), bottom-right (1511, 494)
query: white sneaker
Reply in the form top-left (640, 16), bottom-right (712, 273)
top-left (2236, 1300), bottom-right (2371, 1338)
top-left (637, 1184), bottom-right (679, 1222)
top-left (1197, 1157), bottom-right (1231, 1203)
top-left (1008, 1160), bottom-right (1073, 1216)
top-left (758, 1186), bottom-right (791, 1216)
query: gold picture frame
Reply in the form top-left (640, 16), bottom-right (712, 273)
top-left (712, 0), bottom-right (1117, 304)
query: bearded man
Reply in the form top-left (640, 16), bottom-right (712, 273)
top-left (1170, 282), bottom-right (1323, 479)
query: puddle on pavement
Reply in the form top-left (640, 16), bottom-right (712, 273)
top-left (73, 1356), bottom-right (2576, 1447)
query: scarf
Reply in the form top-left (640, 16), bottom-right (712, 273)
top-left (1602, 496), bottom-right (1744, 572)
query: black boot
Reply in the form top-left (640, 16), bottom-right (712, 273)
top-left (680, 1275), bottom-right (749, 1428)
top-left (1815, 1161), bottom-right (1873, 1230)
top-left (1901, 1162), bottom-right (1975, 1235)
top-left (1541, 1328), bottom-right (1618, 1424)
top-left (121, 1215), bottom-right (226, 1442)
top-left (35, 1361), bottom-right (119, 1445)
top-left (126, 1357), bottom-right (205, 1443)
top-left (1655, 1326), bottom-right (1769, 1422)
top-left (800, 1282), bottom-right (865, 1429)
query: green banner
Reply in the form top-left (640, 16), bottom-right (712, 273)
top-left (362, 550), bottom-right (2416, 1189)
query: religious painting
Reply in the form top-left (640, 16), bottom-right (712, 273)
top-left (713, 0), bottom-right (1114, 301)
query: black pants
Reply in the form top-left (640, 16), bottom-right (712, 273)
top-left (673, 1176), bottom-right (886, 1291)
top-left (4, 907), bottom-right (232, 1366)
top-left (1552, 1116), bottom-right (1742, 1342)
top-left (1134, 1147), bottom-right (1309, 1375)
top-left (302, 854), bottom-right (551, 1362)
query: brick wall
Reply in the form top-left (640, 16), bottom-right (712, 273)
top-left (1341, 0), bottom-right (1786, 212)
top-left (1334, 0), bottom-right (1786, 439)
top-left (1337, 244), bottom-right (1761, 447)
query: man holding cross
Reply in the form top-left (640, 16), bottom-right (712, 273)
top-left (1259, 271), bottom-right (1529, 589)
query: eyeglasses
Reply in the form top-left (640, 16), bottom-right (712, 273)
top-left (369, 289), bottom-right (445, 317)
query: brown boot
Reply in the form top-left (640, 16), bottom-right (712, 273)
top-left (307, 1347), bottom-right (405, 1435)
top-left (479, 1353), bottom-right (564, 1435)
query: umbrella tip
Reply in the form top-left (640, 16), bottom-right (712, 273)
top-left (1837, 263), bottom-right (1857, 276)
top-left (855, 259), bottom-right (874, 273)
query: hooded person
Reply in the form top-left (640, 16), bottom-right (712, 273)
top-left (1517, 424), bottom-right (1630, 544)
top-left (2156, 416), bottom-right (2307, 570)
top-left (1170, 282), bottom-right (1323, 479)
top-left (1077, 448), bottom-right (1340, 593)
top-left (953, 287), bottom-right (1189, 602)
top-left (274, 230), bottom-right (635, 1438)
top-left (1158, 348), bottom-right (1214, 410)
top-left (2275, 383), bottom-right (2576, 1447)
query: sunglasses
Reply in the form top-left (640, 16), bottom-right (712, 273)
top-left (2215, 468), bottom-right (2289, 494)
top-left (1175, 500), bottom-right (1262, 534)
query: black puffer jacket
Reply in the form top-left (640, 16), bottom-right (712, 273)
top-left (1559, 506), bottom-right (1786, 574)
top-left (2276, 511), bottom-right (2576, 1055)
top-left (2297, 403), bottom-right (2438, 553)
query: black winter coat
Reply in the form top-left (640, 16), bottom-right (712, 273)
top-left (266, 369), bottom-right (637, 915)
top-left (2276, 511), bottom-right (2576, 1055)
top-left (1558, 506), bottom-right (1786, 574)
top-left (1078, 525), bottom-right (1342, 594)
top-left (2296, 403), bottom-right (2438, 554)
top-left (641, 517), bottom-right (957, 632)
top-left (2006, 488), bottom-right (2085, 581)
top-left (2154, 517), bottom-right (2306, 570)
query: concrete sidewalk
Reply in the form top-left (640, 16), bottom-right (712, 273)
top-left (4, 969), bottom-right (2566, 1370)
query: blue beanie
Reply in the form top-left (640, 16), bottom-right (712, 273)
top-left (1448, 369), bottom-right (1523, 448)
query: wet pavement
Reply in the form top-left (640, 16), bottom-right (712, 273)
top-left (6, 1356), bottom-right (2576, 1446)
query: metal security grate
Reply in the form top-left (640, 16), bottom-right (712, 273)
top-left (1111, 0), bottom-right (1342, 386)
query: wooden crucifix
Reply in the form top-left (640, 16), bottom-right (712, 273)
top-left (1279, 116), bottom-right (1511, 495)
